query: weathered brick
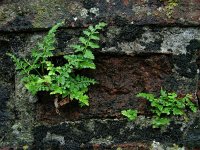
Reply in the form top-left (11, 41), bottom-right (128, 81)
top-left (36, 54), bottom-right (173, 123)
top-left (0, 0), bottom-right (200, 31)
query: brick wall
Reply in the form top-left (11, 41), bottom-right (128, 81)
top-left (0, 0), bottom-right (200, 149)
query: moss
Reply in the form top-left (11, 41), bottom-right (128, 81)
top-left (0, 11), bottom-right (7, 21)
top-left (90, 136), bottom-right (113, 145)
top-left (31, 0), bottom-right (66, 28)
top-left (0, 4), bottom-right (16, 23)
top-left (30, 0), bottom-right (88, 28)
top-left (161, 0), bottom-right (178, 18)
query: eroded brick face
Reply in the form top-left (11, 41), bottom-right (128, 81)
top-left (1, 0), bottom-right (200, 149)
top-left (36, 54), bottom-right (173, 124)
top-left (1, 0), bottom-right (200, 31)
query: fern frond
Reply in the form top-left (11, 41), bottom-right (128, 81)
top-left (8, 22), bottom-right (106, 108)
top-left (136, 93), bottom-right (155, 102)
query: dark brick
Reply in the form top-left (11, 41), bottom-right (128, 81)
top-left (31, 119), bottom-right (196, 149)
top-left (36, 54), bottom-right (173, 123)
top-left (1, 0), bottom-right (200, 31)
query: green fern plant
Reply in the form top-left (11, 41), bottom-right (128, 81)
top-left (137, 89), bottom-right (197, 128)
top-left (8, 22), bottom-right (107, 109)
top-left (121, 109), bottom-right (138, 121)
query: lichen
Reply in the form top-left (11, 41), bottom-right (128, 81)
top-left (31, 0), bottom-right (66, 28)
top-left (102, 27), bottom-right (200, 55)
top-left (89, 7), bottom-right (99, 16)
top-left (0, 4), bottom-right (17, 25)
top-left (90, 136), bottom-right (113, 145)
top-left (44, 132), bottom-right (65, 145)
top-left (160, 28), bottom-right (200, 55)
top-left (80, 8), bottom-right (88, 18)
top-left (6, 74), bottom-right (37, 146)
top-left (150, 141), bottom-right (185, 150)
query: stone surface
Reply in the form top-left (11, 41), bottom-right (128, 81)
top-left (182, 114), bottom-right (200, 148)
top-left (28, 26), bottom-right (200, 124)
top-left (0, 82), bottom-right (13, 147)
top-left (0, 35), bottom-right (15, 147)
top-left (29, 117), bottom-right (199, 150)
top-left (1, 1), bottom-right (200, 148)
top-left (103, 26), bottom-right (200, 55)
top-left (1, 24), bottom-right (200, 148)
top-left (36, 54), bottom-right (173, 123)
top-left (0, 0), bottom-right (200, 31)
top-left (0, 39), bottom-right (14, 81)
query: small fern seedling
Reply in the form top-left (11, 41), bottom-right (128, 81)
top-left (121, 109), bottom-right (138, 121)
top-left (136, 89), bottom-right (197, 128)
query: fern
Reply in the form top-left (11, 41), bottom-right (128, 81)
top-left (121, 109), bottom-right (138, 121)
top-left (136, 89), bottom-right (197, 128)
top-left (136, 93), bottom-right (155, 102)
top-left (8, 22), bottom-right (107, 108)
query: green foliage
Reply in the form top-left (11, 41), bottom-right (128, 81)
top-left (136, 89), bottom-right (197, 128)
top-left (23, 145), bottom-right (29, 150)
top-left (160, 0), bottom-right (178, 18)
top-left (8, 22), bottom-right (107, 107)
top-left (121, 109), bottom-right (138, 121)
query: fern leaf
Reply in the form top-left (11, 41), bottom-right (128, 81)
top-left (90, 35), bottom-right (100, 41)
top-left (136, 93), bottom-right (155, 101)
top-left (84, 50), bottom-right (95, 59)
top-left (79, 37), bottom-right (88, 45)
top-left (79, 61), bottom-right (96, 69)
top-left (71, 44), bottom-right (85, 53)
top-left (95, 22), bottom-right (107, 29)
top-left (88, 41), bottom-right (100, 49)
top-left (8, 22), bottom-right (107, 108)
top-left (83, 30), bottom-right (91, 37)
top-left (121, 109), bottom-right (138, 121)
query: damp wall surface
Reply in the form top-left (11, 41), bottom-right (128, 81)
top-left (1, 0), bottom-right (200, 149)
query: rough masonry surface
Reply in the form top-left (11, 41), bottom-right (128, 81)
top-left (0, 0), bottom-right (200, 149)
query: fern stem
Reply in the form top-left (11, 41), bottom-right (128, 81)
top-left (24, 58), bottom-right (43, 78)
top-left (41, 63), bottom-right (44, 75)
